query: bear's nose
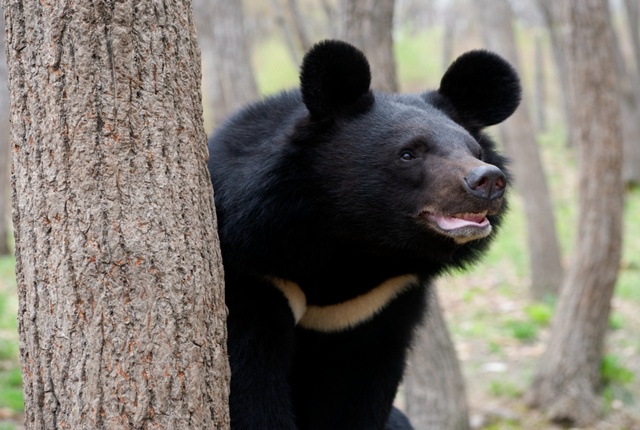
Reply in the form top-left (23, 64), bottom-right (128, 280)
top-left (463, 165), bottom-right (507, 200)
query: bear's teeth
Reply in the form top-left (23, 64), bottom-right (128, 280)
top-left (452, 211), bottom-right (487, 222)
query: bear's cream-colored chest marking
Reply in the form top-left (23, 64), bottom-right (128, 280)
top-left (269, 274), bottom-right (419, 333)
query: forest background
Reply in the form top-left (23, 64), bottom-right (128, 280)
top-left (0, 0), bottom-right (639, 429)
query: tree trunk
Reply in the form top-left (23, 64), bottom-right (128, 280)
top-left (0, 10), bottom-right (10, 256)
top-left (321, 0), bottom-right (337, 38)
top-left (442, 3), bottom-right (456, 74)
top-left (3, 0), bottom-right (231, 428)
top-left (193, 0), bottom-right (259, 126)
top-left (534, 29), bottom-right (546, 133)
top-left (337, 0), bottom-right (399, 93)
top-left (611, 8), bottom-right (640, 188)
top-left (404, 286), bottom-right (470, 430)
top-left (526, 1), bottom-right (624, 425)
top-left (271, 0), bottom-right (302, 66)
top-left (625, 0), bottom-right (640, 78)
top-left (476, 0), bottom-right (563, 301)
top-left (622, 0), bottom-right (640, 185)
top-left (287, 0), bottom-right (312, 53)
top-left (537, 0), bottom-right (574, 147)
top-left (201, 50), bottom-right (226, 131)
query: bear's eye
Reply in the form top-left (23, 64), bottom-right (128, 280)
top-left (400, 151), bottom-right (415, 161)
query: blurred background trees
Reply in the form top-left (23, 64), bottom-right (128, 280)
top-left (526, 0), bottom-right (624, 424)
top-left (193, 0), bottom-right (259, 126)
top-left (1, 0), bottom-right (640, 428)
top-left (475, 0), bottom-right (564, 301)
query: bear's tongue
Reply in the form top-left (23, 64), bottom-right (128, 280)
top-left (429, 213), bottom-right (489, 230)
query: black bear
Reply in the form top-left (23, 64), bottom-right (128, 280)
top-left (208, 40), bottom-right (520, 430)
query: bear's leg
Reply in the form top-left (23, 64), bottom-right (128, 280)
top-left (226, 274), bottom-right (298, 430)
top-left (291, 285), bottom-right (426, 430)
top-left (385, 407), bottom-right (415, 430)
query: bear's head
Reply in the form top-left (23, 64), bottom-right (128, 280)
top-left (210, 40), bottom-right (521, 276)
top-left (292, 40), bottom-right (520, 266)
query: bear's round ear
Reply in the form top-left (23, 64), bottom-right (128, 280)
top-left (300, 40), bottom-right (374, 120)
top-left (438, 50), bottom-right (521, 128)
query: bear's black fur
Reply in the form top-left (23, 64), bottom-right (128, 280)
top-left (208, 40), bottom-right (521, 430)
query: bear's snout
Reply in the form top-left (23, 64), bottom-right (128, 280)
top-left (463, 164), bottom-right (507, 201)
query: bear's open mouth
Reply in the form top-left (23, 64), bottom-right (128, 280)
top-left (419, 210), bottom-right (492, 243)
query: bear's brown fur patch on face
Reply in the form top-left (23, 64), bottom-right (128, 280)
top-left (414, 148), bottom-right (504, 244)
top-left (269, 275), bottom-right (419, 332)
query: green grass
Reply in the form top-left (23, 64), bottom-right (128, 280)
top-left (0, 258), bottom-right (15, 290)
top-left (601, 354), bottom-right (634, 386)
top-left (488, 340), bottom-right (502, 355)
top-left (505, 320), bottom-right (538, 342)
top-left (524, 303), bottom-right (554, 326)
top-left (0, 388), bottom-right (23, 411)
top-left (484, 422), bottom-right (522, 430)
top-left (616, 187), bottom-right (640, 302)
top-left (489, 379), bottom-right (524, 399)
top-left (609, 312), bottom-right (625, 331)
top-left (0, 369), bottom-right (23, 411)
top-left (0, 255), bottom-right (22, 412)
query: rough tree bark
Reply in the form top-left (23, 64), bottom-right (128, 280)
top-left (537, 0), bottom-right (574, 147)
top-left (622, 0), bottom-right (640, 185)
top-left (193, 0), bottom-right (259, 127)
top-left (476, 0), bottom-right (563, 301)
top-left (287, 0), bottom-right (312, 53)
top-left (405, 286), bottom-right (470, 430)
top-left (337, 0), bottom-right (399, 93)
top-left (0, 9), bottom-right (10, 256)
top-left (526, 0), bottom-right (624, 425)
top-left (3, 0), bottom-right (231, 428)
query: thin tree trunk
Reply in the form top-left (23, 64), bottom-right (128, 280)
top-left (622, 0), bottom-right (640, 185)
top-left (321, 0), bottom-right (337, 38)
top-left (0, 10), bottom-right (10, 256)
top-left (534, 29), bottom-right (546, 133)
top-left (405, 286), bottom-right (470, 430)
top-left (537, 0), bottom-right (574, 147)
top-left (201, 50), bottom-right (226, 131)
top-left (442, 3), bottom-right (456, 74)
top-left (625, 0), bottom-right (640, 78)
top-left (526, 1), bottom-right (624, 425)
top-left (611, 9), bottom-right (640, 187)
top-left (3, 0), bottom-right (231, 428)
top-left (338, 0), bottom-right (399, 93)
top-left (476, 0), bottom-right (563, 301)
top-left (271, 0), bottom-right (301, 66)
top-left (194, 0), bottom-right (259, 126)
top-left (287, 0), bottom-right (312, 53)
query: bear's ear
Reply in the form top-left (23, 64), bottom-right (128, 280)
top-left (300, 40), bottom-right (375, 120)
top-left (438, 50), bottom-right (521, 128)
